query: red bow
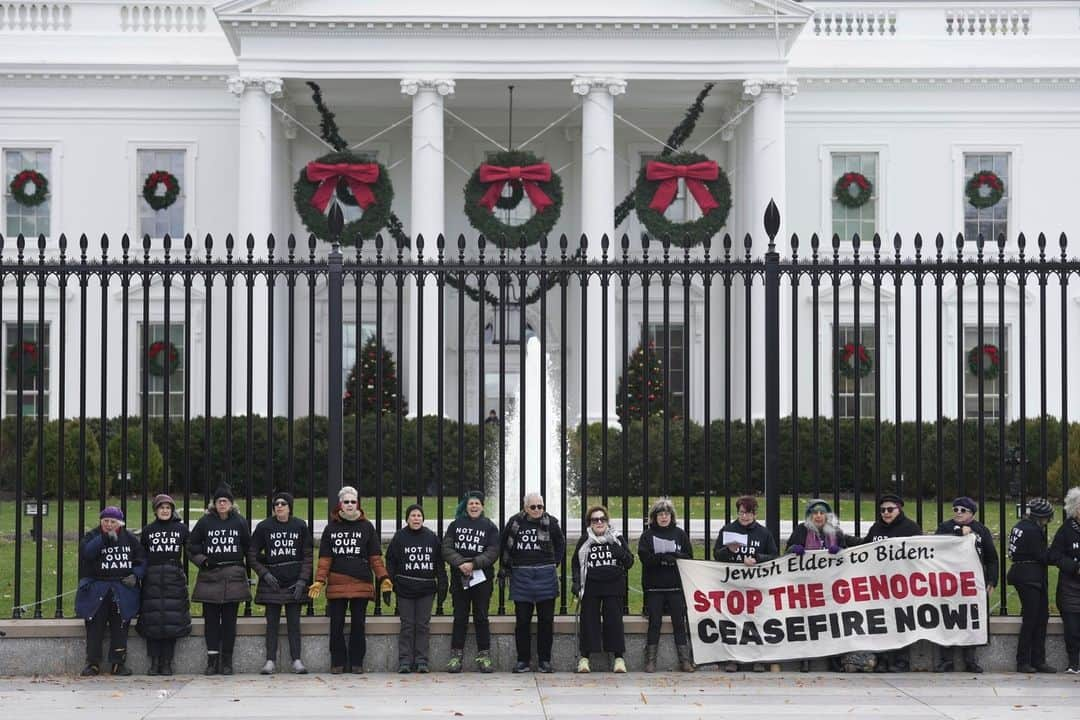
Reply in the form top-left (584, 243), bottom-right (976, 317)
top-left (306, 162), bottom-right (379, 212)
top-left (842, 343), bottom-right (870, 364)
top-left (646, 160), bottom-right (720, 214)
top-left (477, 163), bottom-right (554, 212)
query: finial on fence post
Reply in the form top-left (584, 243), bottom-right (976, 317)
top-left (764, 199), bottom-right (780, 254)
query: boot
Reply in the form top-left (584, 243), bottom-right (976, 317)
top-left (147, 656), bottom-right (160, 676)
top-left (221, 653), bottom-right (234, 675)
top-left (160, 659), bottom-right (174, 676)
top-left (205, 653), bottom-right (220, 676)
top-left (643, 645), bottom-right (658, 674)
top-left (675, 644), bottom-right (695, 673)
top-left (962, 648), bottom-right (982, 674)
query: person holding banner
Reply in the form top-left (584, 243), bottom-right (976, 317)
top-left (714, 496), bottom-right (778, 672)
top-left (572, 505), bottom-right (634, 673)
top-left (638, 498), bottom-right (695, 673)
top-left (1007, 497), bottom-right (1056, 673)
top-left (932, 496), bottom-right (997, 673)
top-left (1048, 487), bottom-right (1080, 674)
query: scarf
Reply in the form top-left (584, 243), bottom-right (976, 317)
top-left (576, 525), bottom-right (612, 597)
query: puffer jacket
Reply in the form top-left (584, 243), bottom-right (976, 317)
top-left (188, 507), bottom-right (252, 605)
top-left (316, 504), bottom-right (388, 600)
top-left (137, 512), bottom-right (191, 639)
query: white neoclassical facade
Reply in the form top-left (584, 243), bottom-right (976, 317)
top-left (2, 0), bottom-right (1079, 428)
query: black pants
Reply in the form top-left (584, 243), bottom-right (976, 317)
top-left (85, 597), bottom-right (129, 665)
top-left (451, 581), bottom-right (492, 651)
top-left (1015, 583), bottom-right (1049, 667)
top-left (1061, 611), bottom-right (1080, 667)
top-left (146, 637), bottom-right (177, 662)
top-left (203, 602), bottom-right (239, 654)
top-left (579, 593), bottom-right (625, 656)
top-left (265, 603), bottom-right (303, 661)
top-left (644, 590), bottom-right (688, 646)
top-left (514, 598), bottom-right (555, 663)
top-left (328, 598), bottom-right (368, 670)
top-left (397, 595), bottom-right (434, 666)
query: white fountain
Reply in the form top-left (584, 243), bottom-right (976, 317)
top-left (498, 336), bottom-right (566, 523)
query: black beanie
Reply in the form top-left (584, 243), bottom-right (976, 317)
top-left (272, 491), bottom-right (294, 513)
top-left (405, 503), bottom-right (425, 521)
top-left (213, 485), bottom-right (234, 503)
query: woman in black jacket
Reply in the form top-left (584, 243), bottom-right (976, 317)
top-left (386, 504), bottom-right (446, 673)
top-left (138, 494), bottom-right (190, 676)
top-left (572, 505), bottom-right (634, 674)
top-left (1049, 487), bottom-right (1080, 674)
top-left (1007, 497), bottom-right (1055, 673)
top-left (187, 485), bottom-right (251, 675)
top-left (637, 497), bottom-right (694, 673)
top-left (249, 491), bottom-right (313, 675)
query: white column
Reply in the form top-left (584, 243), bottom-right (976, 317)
top-left (572, 76), bottom-right (626, 424)
top-left (401, 77), bottom-right (455, 418)
top-left (228, 75), bottom-right (281, 415)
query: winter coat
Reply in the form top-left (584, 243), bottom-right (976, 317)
top-left (442, 514), bottom-right (500, 587)
top-left (248, 515), bottom-right (313, 605)
top-left (713, 520), bottom-right (779, 564)
top-left (76, 527), bottom-right (147, 621)
top-left (859, 513), bottom-right (923, 542)
top-left (386, 525), bottom-right (447, 599)
top-left (315, 505), bottom-right (388, 601)
top-left (638, 523), bottom-right (693, 593)
top-left (1006, 517), bottom-right (1049, 589)
top-left (935, 519), bottom-right (999, 588)
top-left (786, 523), bottom-right (849, 552)
top-left (1049, 518), bottom-right (1080, 613)
top-left (137, 515), bottom-right (191, 640)
top-left (572, 531), bottom-right (633, 598)
top-left (188, 508), bottom-right (252, 605)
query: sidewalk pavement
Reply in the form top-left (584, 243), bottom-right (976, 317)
top-left (1, 671), bottom-right (1076, 719)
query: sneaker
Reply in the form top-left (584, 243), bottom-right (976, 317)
top-left (512, 660), bottom-right (531, 673)
top-left (260, 660), bottom-right (276, 675)
top-left (475, 654), bottom-right (494, 674)
top-left (398, 662), bottom-right (412, 674)
top-left (80, 663), bottom-right (100, 677)
top-left (446, 655), bottom-right (463, 674)
top-left (576, 657), bottom-right (591, 674)
top-left (415, 662), bottom-right (430, 674)
top-left (751, 663), bottom-right (766, 673)
top-left (291, 659), bottom-right (307, 675)
top-left (612, 657), bottom-right (627, 674)
top-left (1065, 666), bottom-right (1079, 674)
top-left (538, 660), bottom-right (554, 674)
top-left (1034, 664), bottom-right (1057, 674)
top-left (110, 663), bottom-right (133, 677)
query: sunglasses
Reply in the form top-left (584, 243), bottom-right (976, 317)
top-left (589, 516), bottom-right (607, 524)
top-left (273, 501), bottom-right (289, 507)
top-left (528, 504), bottom-right (544, 510)
top-left (952, 507), bottom-right (972, 514)
top-left (341, 499), bottom-right (358, 505)
top-left (879, 506), bottom-right (899, 513)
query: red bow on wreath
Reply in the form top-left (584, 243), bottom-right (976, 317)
top-left (841, 342), bottom-right (870, 364)
top-left (306, 162), bottom-right (380, 212)
top-left (477, 163), bottom-right (554, 212)
top-left (646, 160), bottom-right (721, 214)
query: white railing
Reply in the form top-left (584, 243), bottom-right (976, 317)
top-left (120, 4), bottom-right (206, 33)
top-left (945, 9), bottom-right (1031, 36)
top-left (0, 3), bottom-right (71, 31)
top-left (814, 10), bottom-right (897, 37)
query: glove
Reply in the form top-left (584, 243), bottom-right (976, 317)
top-left (380, 578), bottom-right (394, 606)
top-left (307, 580), bottom-right (325, 600)
top-left (291, 581), bottom-right (308, 602)
top-left (827, 545), bottom-right (841, 555)
top-left (497, 566), bottom-right (510, 583)
top-left (790, 545), bottom-right (805, 556)
top-left (201, 556), bottom-right (217, 570)
top-left (120, 574), bottom-right (138, 588)
top-left (261, 572), bottom-right (280, 590)
top-left (571, 581), bottom-right (581, 597)
top-left (436, 582), bottom-right (448, 607)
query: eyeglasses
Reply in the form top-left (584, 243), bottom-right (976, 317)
top-left (589, 516), bottom-right (607, 524)
top-left (273, 501), bottom-right (289, 507)
top-left (528, 504), bottom-right (544, 510)
top-left (737, 509), bottom-right (755, 516)
top-left (341, 499), bottom-right (358, 505)
top-left (952, 507), bottom-right (972, 514)
top-left (879, 506), bottom-right (899, 513)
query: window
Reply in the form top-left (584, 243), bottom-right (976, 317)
top-left (4, 149), bottom-right (51, 238)
top-left (640, 153), bottom-right (688, 226)
top-left (483, 371), bottom-right (520, 422)
top-left (484, 151), bottom-right (534, 227)
top-left (834, 325), bottom-right (876, 419)
top-left (343, 322), bottom-right (376, 388)
top-left (340, 151), bottom-right (378, 225)
top-left (963, 153), bottom-right (1009, 243)
top-left (140, 322), bottom-right (185, 417)
top-left (964, 326), bottom-right (1008, 421)
top-left (831, 152), bottom-right (877, 242)
top-left (646, 322), bottom-right (686, 416)
top-left (137, 149), bottom-right (186, 239)
top-left (4, 322), bottom-right (49, 417)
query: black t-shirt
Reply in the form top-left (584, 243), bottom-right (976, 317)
top-left (863, 513), bottom-right (922, 542)
top-left (141, 519), bottom-right (188, 566)
top-left (81, 528), bottom-right (144, 580)
top-left (319, 517), bottom-right (380, 581)
top-left (501, 513), bottom-right (565, 567)
top-left (188, 510), bottom-right (250, 566)
top-left (935, 518), bottom-right (999, 585)
top-left (252, 516), bottom-right (308, 566)
top-left (573, 535), bottom-right (633, 595)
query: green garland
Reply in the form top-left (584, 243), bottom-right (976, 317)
top-left (9, 169), bottom-right (49, 207)
top-left (834, 172), bottom-right (873, 209)
top-left (147, 340), bottom-right (181, 377)
top-left (463, 150), bottom-right (563, 249)
top-left (965, 170), bottom-right (1005, 209)
top-left (443, 255), bottom-right (579, 307)
top-left (142, 170), bottom-right (181, 211)
top-left (632, 152), bottom-right (731, 247)
top-left (294, 151), bottom-right (394, 246)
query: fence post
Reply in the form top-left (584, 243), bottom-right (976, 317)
top-left (763, 200), bottom-right (782, 546)
top-left (326, 207), bottom-right (345, 510)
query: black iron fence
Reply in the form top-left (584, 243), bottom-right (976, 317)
top-left (1, 205), bottom-right (1078, 619)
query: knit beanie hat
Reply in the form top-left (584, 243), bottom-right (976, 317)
top-left (952, 496), bottom-right (977, 513)
top-left (878, 493), bottom-right (903, 508)
top-left (152, 493), bottom-right (175, 510)
top-left (213, 485), bottom-right (234, 503)
top-left (805, 499), bottom-right (832, 517)
top-left (1026, 497), bottom-right (1054, 519)
top-left (405, 503), bottom-right (425, 521)
top-left (100, 506), bottom-right (124, 522)
top-left (454, 490), bottom-right (485, 520)
top-left (272, 491), bottom-right (294, 513)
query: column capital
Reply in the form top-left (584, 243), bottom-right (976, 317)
top-left (400, 77), bottom-right (456, 97)
top-left (227, 75), bottom-right (283, 98)
top-left (742, 78), bottom-right (798, 100)
top-left (571, 76), bottom-right (627, 97)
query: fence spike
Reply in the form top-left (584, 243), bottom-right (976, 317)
top-left (832, 233), bottom-right (841, 252)
top-left (559, 233), bottom-right (568, 256)
top-left (100, 233), bottom-right (109, 256)
top-left (764, 198), bottom-right (781, 242)
top-left (955, 232), bottom-right (964, 252)
top-left (810, 233), bottom-right (820, 254)
top-left (790, 233), bottom-right (799, 253)
top-left (437, 233), bottom-right (445, 252)
top-left (1017, 232), bottom-right (1026, 254)
top-left (893, 233), bottom-right (902, 255)
top-left (1059, 232), bottom-right (1068, 254)
top-left (58, 233), bottom-right (67, 256)
top-left (37, 233), bottom-right (46, 255)
top-left (457, 233), bottom-right (467, 252)
top-left (1037, 232), bottom-right (1047, 259)
top-left (852, 233), bottom-right (861, 253)
top-left (579, 233), bottom-right (588, 253)
top-left (184, 233), bottom-right (193, 257)
top-left (722, 233), bottom-right (732, 255)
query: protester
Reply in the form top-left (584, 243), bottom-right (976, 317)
top-left (386, 504), bottom-right (447, 673)
top-left (188, 486), bottom-right (251, 675)
top-left (1049, 487), bottom-right (1080, 674)
top-left (308, 486), bottom-right (390, 674)
top-left (500, 491), bottom-right (565, 673)
top-left (77, 506), bottom-right (146, 676)
top-left (442, 490), bottom-right (500, 673)
top-left (637, 497), bottom-right (695, 673)
top-left (1007, 497), bottom-right (1056, 673)
top-left (138, 494), bottom-right (190, 676)
top-left (249, 491), bottom-right (313, 675)
top-left (933, 496), bottom-right (998, 673)
top-left (571, 505), bottom-right (633, 673)
top-left (858, 493), bottom-right (922, 672)
top-left (713, 496), bottom-right (778, 672)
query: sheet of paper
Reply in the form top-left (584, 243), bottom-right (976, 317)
top-left (466, 568), bottom-right (487, 588)
top-left (652, 537), bottom-right (678, 554)
top-left (722, 531), bottom-right (749, 546)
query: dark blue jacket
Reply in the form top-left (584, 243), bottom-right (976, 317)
top-left (76, 527), bottom-right (147, 621)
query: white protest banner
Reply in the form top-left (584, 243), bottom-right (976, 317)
top-left (678, 535), bottom-right (988, 663)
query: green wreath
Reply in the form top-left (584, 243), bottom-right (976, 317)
top-left (965, 170), bottom-right (1004, 209)
top-left (633, 152), bottom-right (731, 247)
top-left (7, 341), bottom-right (41, 376)
top-left (967, 343), bottom-right (1000, 381)
top-left (293, 151), bottom-right (393, 246)
top-left (142, 170), bottom-right (181, 211)
top-left (9, 169), bottom-right (49, 207)
top-left (837, 343), bottom-right (872, 379)
top-left (463, 150), bottom-right (563, 249)
top-left (834, 172), bottom-right (873, 209)
top-left (147, 340), bottom-right (181, 377)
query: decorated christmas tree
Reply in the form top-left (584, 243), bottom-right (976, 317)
top-left (343, 336), bottom-right (406, 416)
top-left (616, 340), bottom-right (665, 425)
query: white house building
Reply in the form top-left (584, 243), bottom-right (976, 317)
top-left (1, 0), bottom-right (1078, 432)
